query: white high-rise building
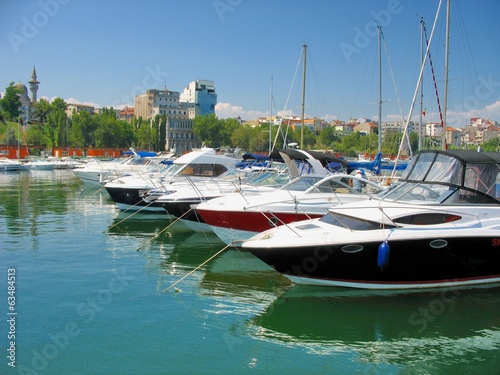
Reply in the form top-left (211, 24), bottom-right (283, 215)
top-left (180, 80), bottom-right (217, 117)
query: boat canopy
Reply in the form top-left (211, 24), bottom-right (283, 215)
top-left (400, 150), bottom-right (500, 201)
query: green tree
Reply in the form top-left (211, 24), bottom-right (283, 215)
top-left (135, 121), bottom-right (156, 150)
top-left (318, 126), bottom-right (341, 149)
top-left (69, 110), bottom-right (98, 147)
top-left (193, 114), bottom-right (222, 147)
top-left (231, 125), bottom-right (255, 151)
top-left (25, 123), bottom-right (51, 148)
top-left (219, 118), bottom-right (241, 147)
top-left (44, 99), bottom-right (68, 147)
top-left (481, 137), bottom-right (500, 152)
top-left (32, 98), bottom-right (52, 124)
top-left (0, 82), bottom-right (22, 120)
top-left (4, 127), bottom-right (17, 145)
top-left (51, 98), bottom-right (68, 112)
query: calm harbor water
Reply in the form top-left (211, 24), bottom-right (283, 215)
top-left (1, 169), bottom-right (500, 374)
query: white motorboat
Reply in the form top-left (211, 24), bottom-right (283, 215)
top-left (24, 156), bottom-right (58, 170)
top-left (0, 157), bottom-right (24, 171)
top-left (195, 173), bottom-right (383, 244)
top-left (241, 149), bottom-right (500, 290)
top-left (145, 168), bottom-right (291, 232)
top-left (73, 152), bottom-right (169, 186)
top-left (103, 148), bottom-right (243, 212)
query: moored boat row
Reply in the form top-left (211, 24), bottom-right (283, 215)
top-left (98, 147), bottom-right (500, 292)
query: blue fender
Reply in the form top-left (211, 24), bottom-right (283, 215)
top-left (377, 241), bottom-right (390, 270)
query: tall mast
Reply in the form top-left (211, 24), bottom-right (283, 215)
top-left (377, 26), bottom-right (382, 154)
top-left (442, 0), bottom-right (450, 150)
top-left (300, 43), bottom-right (307, 149)
top-left (419, 18), bottom-right (425, 151)
top-left (269, 75), bottom-right (273, 155)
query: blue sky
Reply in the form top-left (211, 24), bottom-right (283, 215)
top-left (1, 0), bottom-right (499, 128)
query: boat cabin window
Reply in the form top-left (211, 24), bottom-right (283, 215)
top-left (320, 212), bottom-right (396, 230)
top-left (175, 163), bottom-right (229, 177)
top-left (393, 213), bottom-right (461, 225)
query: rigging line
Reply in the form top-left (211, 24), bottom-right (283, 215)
top-left (377, 204), bottom-right (400, 229)
top-left (455, 0), bottom-right (484, 118)
top-left (272, 48), bottom-right (303, 151)
top-left (381, 31), bottom-right (413, 157)
top-left (423, 23), bottom-right (446, 140)
top-left (135, 207), bottom-right (194, 252)
top-left (349, 32), bottom-right (376, 119)
top-left (164, 243), bottom-right (232, 292)
top-left (307, 49), bottom-right (328, 118)
top-left (394, 0), bottom-right (443, 179)
top-left (381, 32), bottom-right (406, 124)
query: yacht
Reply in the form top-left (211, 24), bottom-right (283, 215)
top-left (241, 149), bottom-right (500, 290)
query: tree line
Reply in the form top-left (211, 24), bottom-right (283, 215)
top-left (2, 82), bottom-right (497, 156)
top-left (0, 82), bottom-right (164, 151)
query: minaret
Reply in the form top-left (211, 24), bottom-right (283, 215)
top-left (28, 66), bottom-right (40, 103)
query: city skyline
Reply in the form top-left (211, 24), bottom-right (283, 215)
top-left (2, 0), bottom-right (500, 127)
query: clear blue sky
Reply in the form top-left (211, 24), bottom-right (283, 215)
top-left (1, 0), bottom-right (499, 128)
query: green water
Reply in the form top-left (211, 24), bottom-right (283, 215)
top-left (1, 170), bottom-right (500, 374)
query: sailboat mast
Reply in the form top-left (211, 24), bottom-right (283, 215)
top-left (377, 26), bottom-right (382, 154)
top-left (442, 0), bottom-right (450, 150)
top-left (301, 43), bottom-right (307, 149)
top-left (419, 18), bottom-right (425, 151)
top-left (269, 75), bottom-right (273, 155)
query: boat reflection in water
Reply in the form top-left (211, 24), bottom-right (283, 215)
top-left (247, 285), bottom-right (500, 373)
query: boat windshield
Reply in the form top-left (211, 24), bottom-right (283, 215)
top-left (244, 171), bottom-right (290, 187)
top-left (279, 176), bottom-right (325, 192)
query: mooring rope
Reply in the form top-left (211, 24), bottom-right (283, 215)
top-left (164, 243), bottom-right (233, 292)
top-left (106, 200), bottom-right (157, 231)
top-left (135, 208), bottom-right (194, 252)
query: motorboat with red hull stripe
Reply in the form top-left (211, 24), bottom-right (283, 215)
top-left (241, 149), bottom-right (500, 289)
top-left (195, 173), bottom-right (384, 244)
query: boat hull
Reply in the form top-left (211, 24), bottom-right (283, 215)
top-left (159, 200), bottom-right (210, 222)
top-left (196, 209), bottom-right (324, 240)
top-left (105, 186), bottom-right (154, 209)
top-left (245, 236), bottom-right (500, 289)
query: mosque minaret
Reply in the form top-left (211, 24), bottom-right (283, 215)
top-left (28, 66), bottom-right (40, 103)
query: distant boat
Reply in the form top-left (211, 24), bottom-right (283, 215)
top-left (0, 157), bottom-right (24, 171)
top-left (24, 156), bottom-right (57, 170)
top-left (73, 150), bottom-right (171, 186)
